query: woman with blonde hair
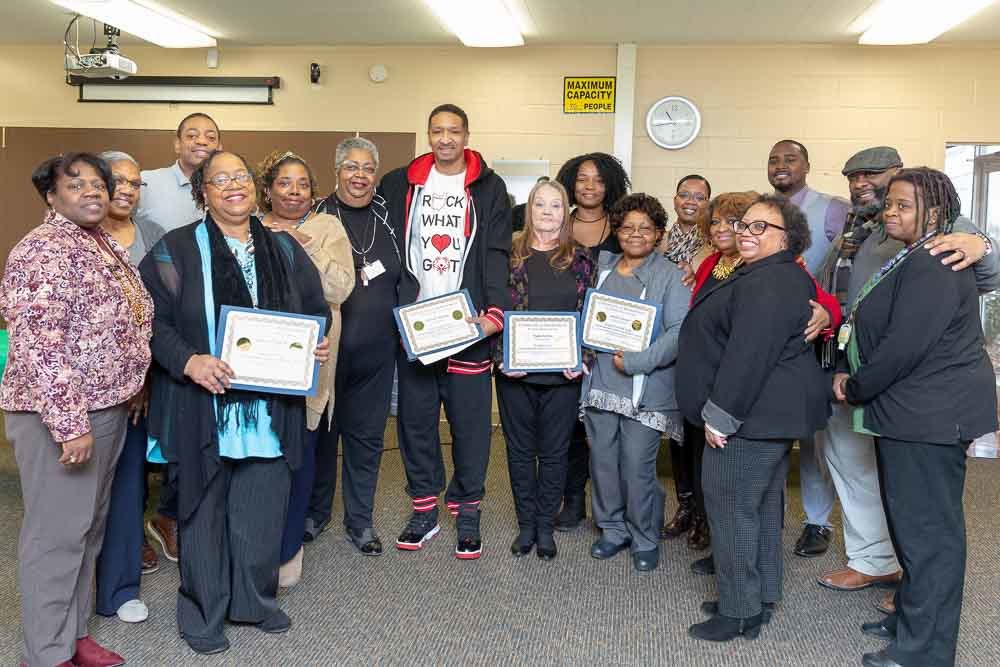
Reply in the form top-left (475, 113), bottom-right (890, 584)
top-left (494, 180), bottom-right (595, 560)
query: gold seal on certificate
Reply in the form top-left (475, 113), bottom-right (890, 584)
top-left (581, 288), bottom-right (660, 353)
top-left (217, 306), bottom-right (325, 396)
top-left (504, 312), bottom-right (581, 373)
top-left (394, 289), bottom-right (483, 360)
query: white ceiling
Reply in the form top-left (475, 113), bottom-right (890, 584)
top-left (3, 0), bottom-right (1000, 46)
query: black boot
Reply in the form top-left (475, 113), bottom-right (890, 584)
top-left (687, 514), bottom-right (711, 551)
top-left (688, 612), bottom-right (764, 642)
top-left (701, 601), bottom-right (775, 624)
top-left (661, 496), bottom-right (695, 539)
top-left (554, 494), bottom-right (586, 532)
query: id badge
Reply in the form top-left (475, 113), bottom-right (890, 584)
top-left (361, 260), bottom-right (386, 283)
top-left (836, 323), bottom-right (852, 351)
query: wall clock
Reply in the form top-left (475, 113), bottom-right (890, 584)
top-left (645, 96), bottom-right (702, 150)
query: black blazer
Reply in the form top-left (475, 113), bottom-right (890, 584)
top-left (844, 247), bottom-right (996, 444)
top-left (676, 250), bottom-right (830, 440)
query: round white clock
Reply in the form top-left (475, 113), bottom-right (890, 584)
top-left (645, 96), bottom-right (702, 150)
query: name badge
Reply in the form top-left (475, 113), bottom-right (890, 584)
top-left (361, 260), bottom-right (386, 286)
top-left (837, 323), bottom-right (852, 351)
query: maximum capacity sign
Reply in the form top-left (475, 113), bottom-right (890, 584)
top-left (563, 76), bottom-right (616, 114)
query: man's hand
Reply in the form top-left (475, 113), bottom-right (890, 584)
top-left (184, 354), bottom-right (235, 394)
top-left (832, 372), bottom-right (850, 402)
top-left (804, 299), bottom-right (831, 342)
top-left (925, 233), bottom-right (987, 271)
top-left (59, 432), bottom-right (94, 466)
top-left (705, 428), bottom-right (727, 449)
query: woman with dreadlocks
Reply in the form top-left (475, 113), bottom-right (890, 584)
top-left (139, 150), bottom-right (330, 656)
top-left (552, 152), bottom-right (632, 530)
top-left (833, 167), bottom-right (995, 667)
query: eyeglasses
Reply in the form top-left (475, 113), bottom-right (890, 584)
top-left (206, 171), bottom-right (254, 189)
top-left (112, 175), bottom-right (146, 191)
top-left (733, 220), bottom-right (786, 236)
top-left (617, 224), bottom-right (658, 237)
top-left (65, 179), bottom-right (108, 194)
top-left (340, 162), bottom-right (377, 176)
top-left (677, 191), bottom-right (708, 203)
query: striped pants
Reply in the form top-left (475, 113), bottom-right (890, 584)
top-left (176, 457), bottom-right (290, 645)
top-left (702, 436), bottom-right (791, 619)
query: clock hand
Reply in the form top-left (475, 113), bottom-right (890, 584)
top-left (664, 109), bottom-right (673, 120)
top-left (652, 119), bottom-right (694, 126)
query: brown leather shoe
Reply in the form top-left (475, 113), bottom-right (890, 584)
top-left (876, 589), bottom-right (896, 614)
top-left (661, 501), bottom-right (694, 539)
top-left (147, 514), bottom-right (178, 562)
top-left (141, 537), bottom-right (159, 574)
top-left (818, 567), bottom-right (902, 591)
top-left (73, 636), bottom-right (125, 667)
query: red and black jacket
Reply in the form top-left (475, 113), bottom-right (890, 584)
top-left (380, 149), bottom-right (512, 374)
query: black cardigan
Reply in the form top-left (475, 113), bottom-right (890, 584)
top-left (844, 247), bottom-right (996, 444)
top-left (676, 250), bottom-right (830, 440)
top-left (138, 221), bottom-right (330, 521)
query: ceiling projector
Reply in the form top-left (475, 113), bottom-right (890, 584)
top-left (65, 51), bottom-right (138, 79)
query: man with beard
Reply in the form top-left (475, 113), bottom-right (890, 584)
top-left (134, 112), bottom-right (222, 566)
top-left (816, 147), bottom-right (1000, 608)
top-left (767, 139), bottom-right (848, 558)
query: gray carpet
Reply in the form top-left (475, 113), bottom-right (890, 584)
top-left (1, 422), bottom-right (998, 666)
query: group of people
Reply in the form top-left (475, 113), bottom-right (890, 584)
top-left (2, 103), bottom-right (996, 667)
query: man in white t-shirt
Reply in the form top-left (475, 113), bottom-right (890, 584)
top-left (381, 104), bottom-right (511, 560)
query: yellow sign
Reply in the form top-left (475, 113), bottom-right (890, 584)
top-left (563, 76), bottom-right (616, 114)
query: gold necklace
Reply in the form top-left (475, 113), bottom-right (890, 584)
top-left (712, 255), bottom-right (743, 280)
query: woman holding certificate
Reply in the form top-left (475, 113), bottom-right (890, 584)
top-left (579, 193), bottom-right (689, 573)
top-left (257, 150), bottom-right (356, 584)
top-left (832, 169), bottom-right (995, 667)
top-left (677, 195), bottom-right (829, 643)
top-left (494, 180), bottom-right (595, 560)
top-left (139, 150), bottom-right (330, 655)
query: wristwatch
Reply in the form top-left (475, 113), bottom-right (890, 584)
top-left (980, 233), bottom-right (993, 256)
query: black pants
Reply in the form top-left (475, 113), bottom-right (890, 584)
top-left (307, 340), bottom-right (395, 532)
top-left (396, 347), bottom-right (492, 504)
top-left (702, 436), bottom-right (791, 618)
top-left (668, 420), bottom-right (706, 515)
top-left (496, 377), bottom-right (579, 536)
top-left (876, 438), bottom-right (967, 667)
top-left (176, 457), bottom-right (290, 645)
top-left (562, 421), bottom-right (589, 497)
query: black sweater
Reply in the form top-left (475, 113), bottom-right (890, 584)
top-left (844, 247), bottom-right (996, 444)
top-left (676, 250), bottom-right (830, 440)
top-left (139, 222), bottom-right (330, 521)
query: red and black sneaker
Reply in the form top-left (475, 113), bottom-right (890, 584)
top-left (396, 506), bottom-right (440, 551)
top-left (455, 504), bottom-right (482, 560)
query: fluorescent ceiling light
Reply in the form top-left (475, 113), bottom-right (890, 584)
top-left (425, 0), bottom-right (524, 47)
top-left (51, 0), bottom-right (218, 48)
top-left (852, 0), bottom-right (996, 45)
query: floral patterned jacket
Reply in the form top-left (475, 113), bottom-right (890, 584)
top-left (0, 211), bottom-right (153, 441)
top-left (492, 245), bottom-right (597, 368)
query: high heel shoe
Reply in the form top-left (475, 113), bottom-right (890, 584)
top-left (688, 612), bottom-right (764, 642)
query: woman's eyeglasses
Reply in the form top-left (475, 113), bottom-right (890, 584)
top-left (112, 176), bottom-right (146, 191)
top-left (206, 171), bottom-right (254, 189)
top-left (733, 220), bottom-right (785, 236)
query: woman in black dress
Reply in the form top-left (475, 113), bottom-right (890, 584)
top-left (833, 168), bottom-right (996, 667)
top-left (552, 152), bottom-right (631, 529)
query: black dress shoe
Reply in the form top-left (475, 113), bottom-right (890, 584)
top-left (861, 617), bottom-right (897, 640)
top-left (346, 527), bottom-right (384, 556)
top-left (554, 495), bottom-right (586, 532)
top-left (257, 609), bottom-right (292, 634)
top-left (590, 539), bottom-right (630, 560)
top-left (688, 612), bottom-right (763, 642)
top-left (862, 650), bottom-right (904, 667)
top-left (701, 600), bottom-right (774, 624)
top-left (687, 515), bottom-right (711, 551)
top-left (536, 533), bottom-right (557, 561)
top-left (661, 500), bottom-right (694, 539)
top-left (632, 549), bottom-right (659, 572)
top-left (691, 554), bottom-right (715, 576)
top-left (793, 524), bottom-right (832, 558)
top-left (510, 530), bottom-right (535, 557)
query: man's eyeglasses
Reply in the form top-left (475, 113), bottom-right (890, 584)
top-left (112, 176), bottom-right (146, 191)
top-left (206, 171), bottom-right (254, 189)
top-left (733, 220), bottom-right (786, 236)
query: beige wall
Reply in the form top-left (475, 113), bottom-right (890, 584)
top-left (3, 42), bottom-right (1000, 205)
